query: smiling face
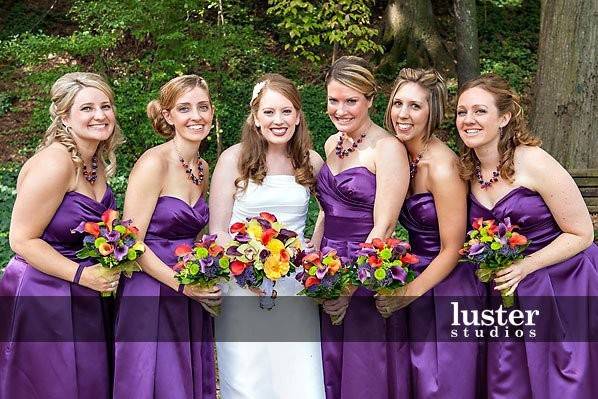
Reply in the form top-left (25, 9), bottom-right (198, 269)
top-left (456, 86), bottom-right (511, 150)
top-left (254, 88), bottom-right (299, 145)
top-left (62, 87), bottom-right (115, 143)
top-left (326, 79), bottom-right (372, 135)
top-left (163, 86), bottom-right (213, 142)
top-left (390, 82), bottom-right (430, 143)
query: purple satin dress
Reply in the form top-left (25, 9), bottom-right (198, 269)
top-left (399, 192), bottom-right (485, 399)
top-left (0, 188), bottom-right (116, 399)
top-left (470, 187), bottom-right (598, 399)
top-left (113, 196), bottom-right (216, 399)
top-left (317, 164), bottom-right (411, 399)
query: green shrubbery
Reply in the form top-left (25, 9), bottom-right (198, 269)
top-left (0, 0), bottom-right (541, 268)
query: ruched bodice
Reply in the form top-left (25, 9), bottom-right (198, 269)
top-left (317, 164), bottom-right (376, 249)
top-left (469, 187), bottom-right (561, 253)
top-left (42, 187), bottom-right (116, 262)
top-left (143, 196), bottom-right (209, 268)
top-left (399, 192), bottom-right (440, 258)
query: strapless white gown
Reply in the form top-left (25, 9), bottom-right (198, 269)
top-left (215, 176), bottom-right (325, 399)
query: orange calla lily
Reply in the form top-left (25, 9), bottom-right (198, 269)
top-left (84, 222), bottom-right (100, 237)
top-left (101, 209), bottom-right (119, 231)
top-left (175, 244), bottom-right (193, 257)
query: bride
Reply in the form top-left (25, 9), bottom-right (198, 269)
top-left (209, 74), bottom-right (325, 398)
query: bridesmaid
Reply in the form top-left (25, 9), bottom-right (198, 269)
top-left (0, 72), bottom-right (122, 399)
top-left (313, 56), bottom-right (410, 399)
top-left (457, 74), bottom-right (598, 398)
top-left (113, 75), bottom-right (220, 399)
top-left (378, 67), bottom-right (485, 398)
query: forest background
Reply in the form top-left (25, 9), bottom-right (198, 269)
top-left (0, 0), bottom-right (596, 268)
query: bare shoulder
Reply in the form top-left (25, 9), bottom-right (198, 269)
top-left (372, 129), bottom-right (403, 154)
top-left (515, 145), bottom-right (561, 175)
top-left (308, 149), bottom-right (324, 171)
top-left (428, 140), bottom-right (459, 179)
top-left (131, 145), bottom-right (168, 178)
top-left (19, 144), bottom-right (74, 189)
top-left (216, 143), bottom-right (242, 169)
top-left (324, 133), bottom-right (341, 155)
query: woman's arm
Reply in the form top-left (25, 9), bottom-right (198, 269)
top-left (366, 136), bottom-right (409, 242)
top-left (494, 146), bottom-right (594, 294)
top-left (307, 150), bottom-right (325, 249)
top-left (9, 147), bottom-right (118, 292)
top-left (122, 152), bottom-right (181, 290)
top-left (208, 145), bottom-right (241, 247)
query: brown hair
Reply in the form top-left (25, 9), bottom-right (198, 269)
top-left (384, 68), bottom-right (447, 143)
top-left (235, 73), bottom-right (315, 193)
top-left (325, 56), bottom-right (377, 100)
top-left (457, 74), bottom-right (541, 182)
top-left (147, 75), bottom-right (212, 138)
top-left (37, 72), bottom-right (123, 178)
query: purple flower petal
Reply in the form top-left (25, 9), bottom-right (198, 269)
top-left (114, 245), bottom-right (128, 261)
top-left (83, 235), bottom-right (95, 245)
top-left (357, 267), bottom-right (370, 283)
top-left (390, 266), bottom-right (407, 283)
top-left (498, 222), bottom-right (507, 237)
top-left (277, 228), bottom-right (297, 242)
top-left (200, 257), bottom-right (213, 273)
top-left (468, 243), bottom-right (486, 256)
top-left (202, 234), bottom-right (217, 245)
top-left (226, 246), bottom-right (242, 256)
top-left (106, 230), bottom-right (121, 243)
top-left (316, 265), bottom-right (329, 279)
top-left (235, 234), bottom-right (250, 243)
top-left (71, 221), bottom-right (86, 234)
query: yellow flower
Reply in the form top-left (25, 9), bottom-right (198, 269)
top-left (246, 219), bottom-right (263, 240)
top-left (264, 254), bottom-right (290, 280)
top-left (266, 238), bottom-right (285, 253)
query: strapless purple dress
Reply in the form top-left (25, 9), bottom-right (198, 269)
top-left (469, 187), bottom-right (598, 399)
top-left (0, 187), bottom-right (116, 399)
top-left (399, 192), bottom-right (485, 399)
top-left (113, 196), bottom-right (216, 399)
top-left (317, 164), bottom-right (411, 399)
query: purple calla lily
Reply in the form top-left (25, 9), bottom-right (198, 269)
top-left (106, 230), bottom-right (121, 243)
top-left (316, 265), bottom-right (329, 279)
top-left (357, 267), bottom-right (370, 283)
top-left (390, 266), bottom-right (407, 283)
top-left (71, 221), bottom-right (86, 234)
top-left (468, 243), bottom-right (486, 256)
top-left (114, 245), bottom-right (129, 261)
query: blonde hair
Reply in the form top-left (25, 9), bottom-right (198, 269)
top-left (457, 74), bottom-right (541, 182)
top-left (384, 68), bottom-right (447, 143)
top-left (36, 72), bottom-right (123, 178)
top-left (147, 75), bottom-right (212, 138)
top-left (325, 56), bottom-right (377, 100)
top-left (235, 73), bottom-right (315, 193)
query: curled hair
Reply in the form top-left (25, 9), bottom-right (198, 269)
top-left (37, 72), bottom-right (123, 178)
top-left (235, 73), bottom-right (316, 193)
top-left (325, 56), bottom-right (377, 100)
top-left (384, 68), bottom-right (447, 143)
top-left (457, 74), bottom-right (541, 182)
top-left (147, 75), bottom-right (212, 138)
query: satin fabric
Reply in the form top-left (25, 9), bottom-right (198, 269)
top-left (469, 186), bottom-right (598, 399)
top-left (399, 192), bottom-right (486, 399)
top-left (317, 164), bottom-right (411, 399)
top-left (113, 196), bottom-right (216, 399)
top-left (0, 188), bottom-right (115, 399)
top-left (215, 176), bottom-right (325, 399)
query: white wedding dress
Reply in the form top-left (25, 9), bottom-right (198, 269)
top-left (215, 175), bottom-right (325, 399)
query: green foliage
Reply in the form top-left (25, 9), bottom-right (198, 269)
top-left (0, 164), bottom-right (19, 270)
top-left (478, 0), bottom-right (540, 91)
top-left (0, 93), bottom-right (15, 117)
top-left (267, 0), bottom-right (383, 62)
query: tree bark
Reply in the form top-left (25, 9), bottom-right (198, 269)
top-left (531, 0), bottom-right (598, 170)
top-left (453, 0), bottom-right (479, 87)
top-left (380, 0), bottom-right (455, 76)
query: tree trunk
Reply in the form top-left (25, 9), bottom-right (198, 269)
top-left (380, 0), bottom-right (455, 76)
top-left (531, 0), bottom-right (598, 170)
top-left (453, 0), bottom-right (479, 87)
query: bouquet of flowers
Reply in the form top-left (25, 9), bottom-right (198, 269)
top-left (224, 212), bottom-right (302, 310)
top-left (296, 247), bottom-right (353, 324)
top-left (173, 234), bottom-right (230, 315)
top-left (355, 237), bottom-right (419, 294)
top-left (459, 217), bottom-right (530, 307)
top-left (72, 209), bottom-right (144, 296)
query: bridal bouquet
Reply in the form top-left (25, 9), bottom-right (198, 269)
top-left (355, 238), bottom-right (418, 294)
top-left (224, 212), bottom-right (302, 310)
top-left (173, 234), bottom-right (230, 315)
top-left (459, 217), bottom-right (529, 308)
top-left (296, 247), bottom-right (353, 324)
top-left (72, 209), bottom-right (144, 296)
